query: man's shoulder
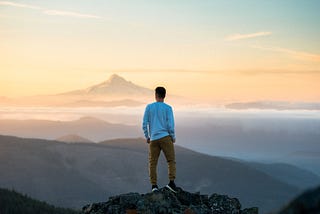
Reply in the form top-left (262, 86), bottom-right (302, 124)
top-left (146, 102), bottom-right (172, 109)
top-left (146, 102), bottom-right (156, 108)
top-left (145, 102), bottom-right (155, 110)
top-left (161, 102), bottom-right (173, 111)
top-left (163, 102), bottom-right (172, 109)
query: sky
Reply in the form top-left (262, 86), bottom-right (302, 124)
top-left (1, 0), bottom-right (320, 102)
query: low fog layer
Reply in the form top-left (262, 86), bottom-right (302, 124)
top-left (0, 107), bottom-right (319, 176)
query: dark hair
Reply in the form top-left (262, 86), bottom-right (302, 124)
top-left (155, 87), bottom-right (166, 98)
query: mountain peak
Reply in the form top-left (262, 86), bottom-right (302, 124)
top-left (56, 134), bottom-right (94, 143)
top-left (109, 74), bottom-right (125, 80)
top-left (59, 74), bottom-right (153, 97)
top-left (106, 74), bottom-right (128, 85)
top-left (82, 74), bottom-right (152, 96)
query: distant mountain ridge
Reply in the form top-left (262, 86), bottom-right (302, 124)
top-left (59, 74), bottom-right (153, 97)
top-left (0, 117), bottom-right (140, 141)
top-left (0, 134), bottom-right (305, 213)
top-left (56, 134), bottom-right (94, 143)
top-left (0, 74), bottom-right (153, 107)
top-left (225, 101), bottom-right (320, 110)
top-left (277, 185), bottom-right (320, 214)
top-left (55, 99), bottom-right (144, 107)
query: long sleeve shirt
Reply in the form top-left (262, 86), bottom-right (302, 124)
top-left (142, 101), bottom-right (175, 141)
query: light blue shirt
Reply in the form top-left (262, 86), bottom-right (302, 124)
top-left (142, 101), bottom-right (175, 141)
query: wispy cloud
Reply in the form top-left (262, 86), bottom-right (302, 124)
top-left (253, 45), bottom-right (320, 62)
top-left (0, 1), bottom-right (101, 19)
top-left (225, 31), bottom-right (272, 41)
top-left (43, 10), bottom-right (101, 19)
top-left (0, 1), bottom-right (41, 9)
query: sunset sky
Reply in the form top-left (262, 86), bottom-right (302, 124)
top-left (1, 0), bottom-right (319, 102)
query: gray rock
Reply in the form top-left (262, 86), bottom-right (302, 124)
top-left (82, 188), bottom-right (258, 214)
top-left (209, 193), bottom-right (241, 214)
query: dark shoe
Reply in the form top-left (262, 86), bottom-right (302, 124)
top-left (166, 181), bottom-right (177, 193)
top-left (152, 185), bottom-right (159, 192)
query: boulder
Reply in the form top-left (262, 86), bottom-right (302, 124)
top-left (82, 188), bottom-right (258, 214)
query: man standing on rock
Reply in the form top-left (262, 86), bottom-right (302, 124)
top-left (142, 86), bottom-right (177, 193)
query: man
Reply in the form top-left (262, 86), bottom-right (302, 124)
top-left (142, 86), bottom-right (177, 193)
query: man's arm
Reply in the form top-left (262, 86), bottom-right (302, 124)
top-left (142, 105), bottom-right (150, 143)
top-left (167, 106), bottom-right (176, 143)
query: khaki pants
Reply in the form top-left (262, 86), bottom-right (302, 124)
top-left (149, 135), bottom-right (176, 185)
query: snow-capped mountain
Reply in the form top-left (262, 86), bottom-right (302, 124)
top-left (60, 74), bottom-right (153, 96)
top-left (0, 74), bottom-right (184, 107)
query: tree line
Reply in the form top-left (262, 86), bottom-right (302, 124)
top-left (0, 188), bottom-right (80, 214)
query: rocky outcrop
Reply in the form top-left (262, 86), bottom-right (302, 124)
top-left (82, 188), bottom-right (258, 214)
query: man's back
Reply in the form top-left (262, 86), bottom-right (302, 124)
top-left (143, 101), bottom-right (175, 141)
